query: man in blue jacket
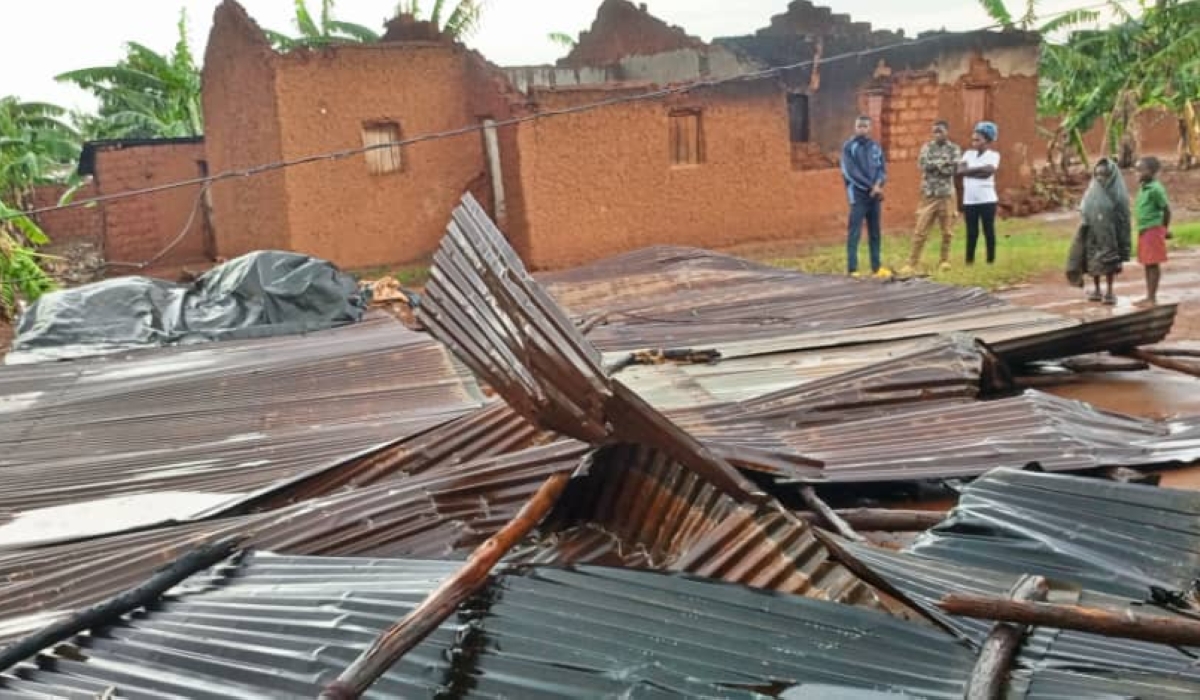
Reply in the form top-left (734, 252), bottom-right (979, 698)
top-left (842, 115), bottom-right (888, 276)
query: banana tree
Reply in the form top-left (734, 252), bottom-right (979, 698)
top-left (396, 1), bottom-right (487, 40)
top-left (57, 11), bottom-right (202, 139)
top-left (265, 0), bottom-right (382, 50)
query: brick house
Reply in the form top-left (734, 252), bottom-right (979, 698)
top-left (46, 0), bottom-right (1044, 273)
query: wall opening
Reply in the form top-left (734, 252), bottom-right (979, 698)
top-left (669, 110), bottom-right (703, 166)
top-left (362, 121), bottom-right (404, 175)
top-left (787, 93), bottom-right (811, 143)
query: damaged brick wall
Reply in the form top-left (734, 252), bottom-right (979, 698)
top-left (29, 181), bottom-right (103, 243)
top-left (508, 81), bottom-right (921, 269)
top-left (203, 0), bottom-right (291, 260)
top-left (93, 142), bottom-right (211, 270)
top-left (271, 42), bottom-right (492, 270)
top-left (561, 0), bottom-right (705, 68)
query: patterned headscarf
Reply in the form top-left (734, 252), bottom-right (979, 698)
top-left (974, 121), bottom-right (999, 143)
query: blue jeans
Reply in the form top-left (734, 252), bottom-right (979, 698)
top-left (847, 194), bottom-right (882, 273)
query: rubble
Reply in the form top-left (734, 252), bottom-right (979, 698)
top-left (2, 195), bottom-right (1200, 698)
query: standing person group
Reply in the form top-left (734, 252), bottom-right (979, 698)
top-left (1065, 155), bottom-right (1173, 306)
top-left (842, 118), bottom-right (1002, 276)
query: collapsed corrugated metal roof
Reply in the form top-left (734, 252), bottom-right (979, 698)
top-left (537, 245), bottom-right (1020, 354)
top-left (6, 553), bottom-right (1186, 700)
top-left (417, 195), bottom-right (762, 501)
top-left (515, 443), bottom-right (889, 610)
top-left (908, 468), bottom-right (1200, 600)
top-left (0, 316), bottom-right (484, 540)
top-left (836, 540), bottom-right (1200, 689)
top-left (988, 304), bottom-right (1178, 367)
top-left (0, 440), bottom-right (588, 644)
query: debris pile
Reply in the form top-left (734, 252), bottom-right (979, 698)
top-left (2, 194), bottom-right (1199, 698)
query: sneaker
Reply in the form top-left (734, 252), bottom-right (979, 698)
top-left (874, 267), bottom-right (894, 280)
top-left (1103, 293), bottom-right (1117, 306)
top-left (898, 265), bottom-right (916, 278)
top-left (1087, 291), bottom-right (1102, 302)
top-left (938, 261), bottom-right (952, 272)
top-left (849, 271), bottom-right (864, 279)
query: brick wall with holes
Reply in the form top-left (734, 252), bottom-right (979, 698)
top-left (92, 142), bottom-right (211, 272)
top-left (29, 181), bottom-right (103, 243)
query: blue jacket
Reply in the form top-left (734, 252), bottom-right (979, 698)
top-left (841, 136), bottom-right (887, 203)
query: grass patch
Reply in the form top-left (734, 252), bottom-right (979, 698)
top-left (1169, 221), bottom-right (1200, 249)
top-left (764, 219), bottom-right (1075, 291)
top-left (352, 262), bottom-right (431, 288)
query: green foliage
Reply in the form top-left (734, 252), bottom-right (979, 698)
top-left (548, 32), bottom-right (577, 49)
top-left (397, 0), bottom-right (487, 40)
top-left (267, 0), bottom-right (381, 49)
top-left (0, 200), bottom-right (56, 321)
top-left (57, 10), bottom-right (202, 139)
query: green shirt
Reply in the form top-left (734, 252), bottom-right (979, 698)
top-left (1135, 180), bottom-right (1169, 231)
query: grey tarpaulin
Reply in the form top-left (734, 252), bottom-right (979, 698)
top-left (7, 251), bottom-right (366, 364)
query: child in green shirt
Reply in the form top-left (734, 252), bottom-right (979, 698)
top-left (1134, 156), bottom-right (1171, 306)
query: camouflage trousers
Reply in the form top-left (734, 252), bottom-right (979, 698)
top-left (908, 194), bottom-right (957, 267)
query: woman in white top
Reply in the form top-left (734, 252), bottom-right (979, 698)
top-left (957, 121), bottom-right (1001, 264)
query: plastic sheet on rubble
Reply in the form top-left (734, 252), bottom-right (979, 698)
top-left (6, 251), bottom-right (366, 364)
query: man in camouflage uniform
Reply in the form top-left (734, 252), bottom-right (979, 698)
top-left (903, 120), bottom-right (961, 275)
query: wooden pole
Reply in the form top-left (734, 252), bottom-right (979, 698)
top-left (939, 593), bottom-right (1200, 647)
top-left (1125, 349), bottom-right (1200, 379)
top-left (800, 486), bottom-right (867, 543)
top-left (963, 576), bottom-right (1049, 700)
top-left (0, 537), bottom-right (243, 673)
top-left (318, 472), bottom-right (571, 700)
top-left (796, 508), bottom-right (947, 532)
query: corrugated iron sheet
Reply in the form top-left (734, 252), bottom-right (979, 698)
top-left (838, 540), bottom-right (1200, 687)
top-left (908, 467), bottom-right (1200, 599)
top-left (417, 194), bottom-right (761, 501)
top-left (537, 245), bottom-right (1018, 354)
top-left (515, 443), bottom-right (886, 609)
top-left (0, 317), bottom-right (483, 522)
top-left (5, 554), bottom-right (1193, 699)
top-left (0, 440), bottom-right (589, 644)
top-left (688, 390), bottom-right (1200, 483)
top-left (989, 304), bottom-right (1178, 366)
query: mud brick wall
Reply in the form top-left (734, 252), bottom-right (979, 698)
top-left (508, 80), bottom-right (922, 270)
top-left (91, 143), bottom-right (210, 270)
top-left (29, 182), bottom-right (103, 243)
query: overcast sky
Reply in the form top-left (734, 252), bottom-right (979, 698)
top-left (2, 0), bottom-right (1133, 110)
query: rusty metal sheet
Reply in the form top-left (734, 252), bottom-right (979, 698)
top-left (417, 195), bottom-right (762, 502)
top-left (0, 440), bottom-right (589, 644)
top-left (515, 443), bottom-right (886, 609)
top-left (4, 553), bottom-right (1192, 700)
top-left (0, 316), bottom-right (483, 533)
top-left (989, 304), bottom-right (1178, 367)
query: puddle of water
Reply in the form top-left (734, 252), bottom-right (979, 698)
top-left (1044, 368), bottom-right (1200, 420)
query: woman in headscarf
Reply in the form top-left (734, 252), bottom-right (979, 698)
top-left (1070, 158), bottom-right (1132, 305)
top-left (957, 121), bottom-right (1001, 265)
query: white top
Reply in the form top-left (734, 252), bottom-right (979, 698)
top-left (961, 149), bottom-right (1001, 205)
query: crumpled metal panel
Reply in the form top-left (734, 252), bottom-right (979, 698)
top-left (989, 303), bottom-right (1178, 366)
top-left (697, 390), bottom-right (1200, 483)
top-left (0, 316), bottom-right (483, 523)
top-left (837, 540), bottom-right (1200, 688)
top-left (908, 468), bottom-right (1200, 599)
top-left (0, 440), bottom-right (589, 646)
top-left (417, 195), bottom-right (762, 502)
top-left (2, 554), bottom-right (1185, 700)
top-left (537, 245), bottom-right (1017, 354)
top-left (515, 443), bottom-right (885, 609)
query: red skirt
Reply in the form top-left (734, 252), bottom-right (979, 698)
top-left (1138, 226), bottom-right (1169, 265)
